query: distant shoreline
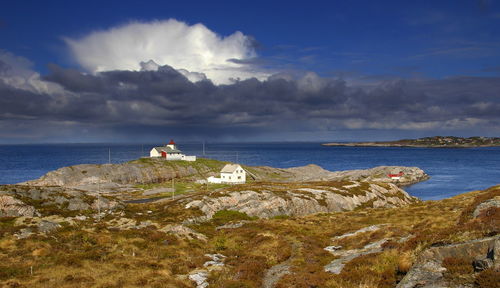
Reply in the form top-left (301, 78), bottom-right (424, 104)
top-left (322, 136), bottom-right (500, 148)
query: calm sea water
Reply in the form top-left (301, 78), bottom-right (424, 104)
top-left (0, 142), bottom-right (499, 200)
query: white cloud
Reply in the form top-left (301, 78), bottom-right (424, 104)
top-left (65, 19), bottom-right (270, 84)
top-left (0, 50), bottom-right (64, 95)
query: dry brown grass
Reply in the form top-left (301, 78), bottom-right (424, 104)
top-left (1, 185), bottom-right (498, 287)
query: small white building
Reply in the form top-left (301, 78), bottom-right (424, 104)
top-left (207, 164), bottom-right (246, 184)
top-left (149, 140), bottom-right (196, 161)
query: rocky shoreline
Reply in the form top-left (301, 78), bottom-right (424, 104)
top-left (3, 157), bottom-right (498, 287)
top-left (323, 136), bottom-right (500, 148)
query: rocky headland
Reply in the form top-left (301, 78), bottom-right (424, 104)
top-left (323, 136), bottom-right (500, 148)
top-left (24, 157), bottom-right (428, 192)
top-left (1, 158), bottom-right (498, 288)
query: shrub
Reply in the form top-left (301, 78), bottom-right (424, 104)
top-left (475, 269), bottom-right (500, 288)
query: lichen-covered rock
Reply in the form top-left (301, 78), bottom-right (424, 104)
top-left (0, 195), bottom-right (38, 217)
top-left (184, 181), bottom-right (418, 220)
top-left (396, 236), bottom-right (500, 288)
top-left (0, 185), bottom-right (124, 216)
top-left (473, 196), bottom-right (500, 218)
top-left (92, 196), bottom-right (124, 211)
top-left (159, 224), bottom-right (208, 242)
top-left (67, 198), bottom-right (90, 211)
top-left (23, 156), bottom-right (428, 190)
top-left (23, 158), bottom-right (206, 188)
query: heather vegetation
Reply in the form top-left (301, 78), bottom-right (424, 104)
top-left (1, 161), bottom-right (498, 287)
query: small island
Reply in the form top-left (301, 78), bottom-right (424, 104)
top-left (323, 136), bottom-right (500, 148)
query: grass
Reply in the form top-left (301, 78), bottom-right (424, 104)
top-left (0, 184), bottom-right (498, 287)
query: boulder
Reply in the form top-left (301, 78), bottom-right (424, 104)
top-left (473, 196), bottom-right (500, 218)
top-left (397, 236), bottom-right (500, 288)
top-left (67, 198), bottom-right (90, 211)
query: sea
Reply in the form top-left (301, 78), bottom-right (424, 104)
top-left (1, 142), bottom-right (499, 200)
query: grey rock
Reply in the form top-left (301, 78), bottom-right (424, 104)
top-left (332, 225), bottom-right (383, 240)
top-left (397, 236), bottom-right (499, 288)
top-left (28, 189), bottom-right (41, 200)
top-left (216, 221), bottom-right (248, 230)
top-left (185, 183), bottom-right (417, 220)
top-left (263, 260), bottom-right (291, 288)
top-left (0, 195), bottom-right (38, 217)
top-left (54, 196), bottom-right (69, 205)
top-left (67, 198), bottom-right (90, 211)
top-left (92, 196), bottom-right (123, 211)
top-left (38, 220), bottom-right (61, 233)
top-left (159, 224), bottom-right (208, 242)
top-left (324, 238), bottom-right (388, 274)
top-left (473, 197), bottom-right (500, 218)
top-left (189, 271), bottom-right (209, 288)
top-left (203, 253), bottom-right (226, 267)
top-left (15, 228), bottom-right (34, 239)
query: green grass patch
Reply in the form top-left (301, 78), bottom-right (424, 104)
top-left (212, 210), bottom-right (257, 225)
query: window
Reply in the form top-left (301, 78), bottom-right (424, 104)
top-left (238, 176), bottom-right (241, 179)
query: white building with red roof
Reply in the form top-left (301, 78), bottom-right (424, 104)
top-left (149, 140), bottom-right (196, 161)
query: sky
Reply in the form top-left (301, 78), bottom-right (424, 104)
top-left (0, 0), bottom-right (499, 143)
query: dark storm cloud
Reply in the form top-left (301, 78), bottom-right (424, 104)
top-left (2, 64), bottom-right (500, 141)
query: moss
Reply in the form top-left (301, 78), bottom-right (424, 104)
top-left (212, 210), bottom-right (257, 225)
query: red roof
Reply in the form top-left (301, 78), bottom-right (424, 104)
top-left (168, 139), bottom-right (176, 145)
top-left (388, 172), bottom-right (404, 178)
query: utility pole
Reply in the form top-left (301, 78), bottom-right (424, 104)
top-left (108, 148), bottom-right (111, 164)
top-left (202, 141), bottom-right (205, 156)
top-left (171, 178), bottom-right (175, 200)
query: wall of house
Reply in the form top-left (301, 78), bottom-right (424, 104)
top-left (221, 170), bottom-right (246, 183)
top-left (207, 176), bottom-right (222, 184)
top-left (182, 155), bottom-right (197, 161)
top-left (150, 149), bottom-right (161, 157)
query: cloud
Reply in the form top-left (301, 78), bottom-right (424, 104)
top-left (1, 49), bottom-right (500, 142)
top-left (64, 19), bottom-right (270, 84)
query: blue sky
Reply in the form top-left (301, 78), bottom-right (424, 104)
top-left (3, 0), bottom-right (500, 78)
top-left (0, 0), bottom-right (499, 143)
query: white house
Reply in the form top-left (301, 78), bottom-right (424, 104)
top-left (149, 140), bottom-right (197, 161)
top-left (207, 164), bottom-right (246, 184)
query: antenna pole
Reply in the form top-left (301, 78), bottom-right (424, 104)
top-left (172, 178), bottom-right (175, 200)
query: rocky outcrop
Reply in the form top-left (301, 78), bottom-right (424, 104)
top-left (23, 157), bottom-right (428, 189)
top-left (0, 185), bottom-right (124, 217)
top-left (473, 196), bottom-right (500, 218)
top-left (184, 181), bottom-right (418, 220)
top-left (189, 254), bottom-right (226, 288)
top-left (396, 236), bottom-right (500, 288)
top-left (324, 238), bottom-right (389, 274)
top-left (0, 195), bottom-right (39, 217)
top-left (23, 158), bottom-right (206, 189)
